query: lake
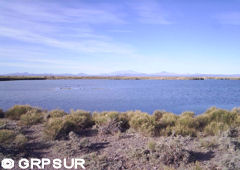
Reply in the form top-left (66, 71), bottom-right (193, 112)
top-left (0, 79), bottom-right (240, 114)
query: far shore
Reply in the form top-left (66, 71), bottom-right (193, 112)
top-left (1, 75), bottom-right (240, 81)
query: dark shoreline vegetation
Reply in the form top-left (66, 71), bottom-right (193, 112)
top-left (1, 75), bottom-right (240, 81)
top-left (1, 105), bottom-right (240, 169)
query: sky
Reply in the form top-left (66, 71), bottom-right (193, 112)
top-left (0, 0), bottom-right (240, 75)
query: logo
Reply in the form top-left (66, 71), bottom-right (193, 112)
top-left (1, 159), bottom-right (14, 169)
top-left (1, 158), bottom-right (85, 169)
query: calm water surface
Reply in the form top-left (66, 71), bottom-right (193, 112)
top-left (0, 80), bottom-right (240, 114)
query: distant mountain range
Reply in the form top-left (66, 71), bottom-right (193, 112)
top-left (2, 71), bottom-right (240, 77)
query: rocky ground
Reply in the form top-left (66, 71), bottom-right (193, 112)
top-left (1, 119), bottom-right (240, 170)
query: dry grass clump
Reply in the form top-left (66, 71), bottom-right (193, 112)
top-left (93, 111), bottom-right (119, 126)
top-left (5, 105), bottom-right (41, 120)
top-left (20, 109), bottom-right (44, 126)
top-left (0, 120), bottom-right (6, 127)
top-left (200, 138), bottom-right (218, 149)
top-left (128, 107), bottom-right (240, 137)
top-left (49, 109), bottom-right (67, 118)
top-left (200, 107), bottom-right (238, 135)
top-left (94, 111), bottom-right (130, 135)
top-left (148, 140), bottom-right (156, 151)
top-left (128, 110), bottom-right (156, 136)
top-left (44, 110), bottom-right (94, 140)
top-left (0, 129), bottom-right (27, 149)
top-left (154, 112), bottom-right (178, 136)
top-left (204, 122), bottom-right (229, 136)
top-left (173, 112), bottom-right (198, 137)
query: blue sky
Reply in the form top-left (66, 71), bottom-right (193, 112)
top-left (0, 0), bottom-right (240, 74)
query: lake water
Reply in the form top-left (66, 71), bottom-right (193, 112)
top-left (0, 79), bottom-right (240, 114)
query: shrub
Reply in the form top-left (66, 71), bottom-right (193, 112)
top-left (49, 109), bottom-right (67, 118)
top-left (128, 111), bottom-right (156, 136)
top-left (117, 113), bottom-right (130, 130)
top-left (44, 117), bottom-right (64, 140)
top-left (153, 110), bottom-right (166, 121)
top-left (0, 129), bottom-right (15, 144)
top-left (181, 111), bottom-right (195, 117)
top-left (160, 113), bottom-right (178, 127)
top-left (171, 112), bottom-right (199, 136)
top-left (195, 115), bottom-right (209, 130)
top-left (14, 134), bottom-right (28, 148)
top-left (172, 125), bottom-right (197, 137)
top-left (204, 122), bottom-right (229, 136)
top-left (0, 120), bottom-right (6, 127)
top-left (200, 138), bottom-right (218, 149)
top-left (93, 111), bottom-right (119, 126)
top-left (67, 110), bottom-right (94, 129)
top-left (148, 140), bottom-right (156, 151)
top-left (235, 115), bottom-right (240, 126)
top-left (44, 110), bottom-right (94, 140)
top-left (20, 110), bottom-right (44, 126)
top-left (5, 105), bottom-right (41, 120)
top-left (0, 130), bottom-right (27, 149)
top-left (177, 112), bottom-right (198, 129)
top-left (205, 108), bottom-right (237, 125)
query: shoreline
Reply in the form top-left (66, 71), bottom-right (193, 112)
top-left (1, 76), bottom-right (240, 81)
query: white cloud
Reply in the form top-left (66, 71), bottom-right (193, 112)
top-left (0, 0), bottom-right (172, 73)
top-left (0, 1), bottom-right (136, 55)
top-left (128, 0), bottom-right (171, 24)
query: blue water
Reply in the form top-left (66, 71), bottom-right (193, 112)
top-left (0, 79), bottom-right (240, 114)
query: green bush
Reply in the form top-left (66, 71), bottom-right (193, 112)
top-left (20, 110), bottom-right (44, 126)
top-left (128, 111), bottom-right (156, 136)
top-left (0, 130), bottom-right (27, 149)
top-left (195, 115), bottom-right (209, 130)
top-left (44, 117), bottom-right (64, 140)
top-left (235, 115), bottom-right (240, 126)
top-left (5, 105), bottom-right (41, 120)
top-left (181, 111), bottom-right (195, 117)
top-left (0, 129), bottom-right (15, 144)
top-left (93, 111), bottom-right (119, 126)
top-left (152, 110), bottom-right (166, 121)
top-left (176, 112), bottom-right (198, 129)
top-left (160, 113), bottom-right (178, 127)
top-left (44, 110), bottom-right (94, 140)
top-left (204, 122), bottom-right (229, 136)
top-left (67, 110), bottom-right (94, 129)
top-left (148, 140), bottom-right (156, 151)
top-left (49, 109), bottom-right (67, 118)
top-left (206, 109), bottom-right (237, 125)
top-left (14, 134), bottom-right (28, 148)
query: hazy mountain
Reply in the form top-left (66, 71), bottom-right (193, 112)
top-left (100, 70), bottom-right (148, 76)
top-left (1, 71), bottom-right (240, 77)
top-left (2, 72), bottom-right (88, 76)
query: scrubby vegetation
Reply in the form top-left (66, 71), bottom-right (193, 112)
top-left (0, 129), bottom-right (27, 149)
top-left (20, 109), bottom-right (44, 126)
top-left (5, 105), bottom-right (41, 120)
top-left (0, 105), bottom-right (240, 169)
top-left (44, 110), bottom-right (94, 140)
top-left (1, 105), bottom-right (240, 139)
top-left (48, 109), bottom-right (67, 118)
